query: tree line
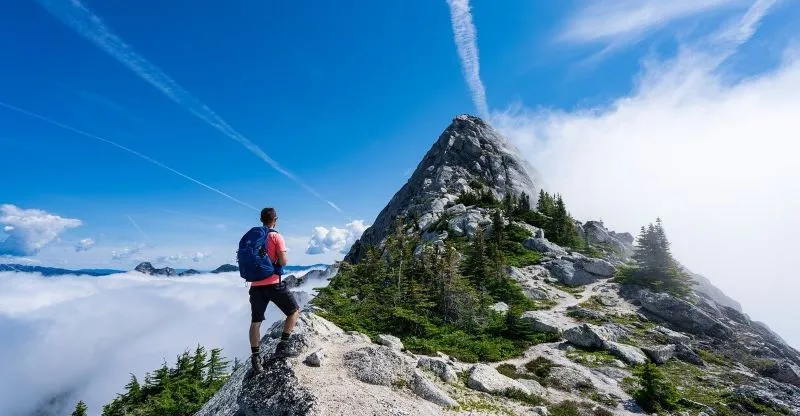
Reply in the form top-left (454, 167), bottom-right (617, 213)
top-left (72, 345), bottom-right (234, 416)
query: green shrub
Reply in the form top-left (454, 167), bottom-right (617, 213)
top-left (496, 363), bottom-right (519, 379)
top-left (549, 401), bottom-right (581, 416)
top-left (524, 356), bottom-right (556, 379)
top-left (632, 363), bottom-right (680, 412)
top-left (505, 223), bottom-right (533, 242)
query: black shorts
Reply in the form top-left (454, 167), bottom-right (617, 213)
top-left (249, 282), bottom-right (299, 323)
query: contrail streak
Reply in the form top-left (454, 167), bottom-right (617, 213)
top-left (446, 0), bottom-right (489, 118)
top-left (0, 100), bottom-right (257, 211)
top-left (126, 214), bottom-right (148, 242)
top-left (34, 0), bottom-right (342, 213)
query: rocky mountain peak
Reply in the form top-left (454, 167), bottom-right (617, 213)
top-left (197, 116), bottom-right (800, 416)
top-left (346, 114), bottom-right (544, 262)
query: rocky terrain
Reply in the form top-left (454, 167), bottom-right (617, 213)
top-left (197, 115), bottom-right (800, 416)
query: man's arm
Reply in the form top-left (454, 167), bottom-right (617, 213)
top-left (276, 234), bottom-right (288, 266)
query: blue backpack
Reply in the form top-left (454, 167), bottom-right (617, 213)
top-left (236, 226), bottom-right (282, 282)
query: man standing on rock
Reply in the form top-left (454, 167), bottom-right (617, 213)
top-left (248, 207), bottom-right (300, 373)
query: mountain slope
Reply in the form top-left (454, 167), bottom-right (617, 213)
top-left (198, 115), bottom-right (800, 416)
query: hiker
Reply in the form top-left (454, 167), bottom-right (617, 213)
top-left (239, 207), bottom-right (300, 374)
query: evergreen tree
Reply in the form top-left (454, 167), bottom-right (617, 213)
top-left (633, 363), bottom-right (680, 412)
top-left (207, 348), bottom-right (229, 385)
top-left (462, 225), bottom-right (493, 291)
top-left (627, 219), bottom-right (694, 297)
top-left (124, 374), bottom-right (141, 402)
top-left (502, 192), bottom-right (517, 215)
top-left (191, 344), bottom-right (208, 382)
top-left (71, 401), bottom-right (88, 416)
top-left (536, 190), bottom-right (555, 216)
top-left (519, 192), bottom-right (531, 212)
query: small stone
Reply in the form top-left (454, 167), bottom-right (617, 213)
top-left (531, 405), bottom-right (549, 415)
top-left (642, 344), bottom-right (676, 365)
top-left (606, 342), bottom-right (648, 365)
top-left (411, 370), bottom-right (458, 408)
top-left (490, 302), bottom-right (509, 314)
top-left (304, 348), bottom-right (325, 367)
top-left (417, 356), bottom-right (459, 385)
top-left (564, 324), bottom-right (611, 349)
top-left (467, 364), bottom-right (531, 395)
top-left (376, 334), bottom-right (404, 351)
top-left (521, 311), bottom-right (563, 335)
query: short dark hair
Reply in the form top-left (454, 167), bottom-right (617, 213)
top-left (260, 207), bottom-right (277, 224)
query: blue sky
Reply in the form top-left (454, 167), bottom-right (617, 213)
top-left (2, 0), bottom-right (799, 297)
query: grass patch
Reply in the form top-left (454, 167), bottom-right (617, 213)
top-left (496, 363), bottom-right (520, 379)
top-left (552, 283), bottom-right (585, 295)
top-left (505, 247), bottom-right (543, 267)
top-left (697, 349), bottom-right (731, 366)
top-left (458, 398), bottom-right (514, 415)
top-left (549, 400), bottom-right (613, 416)
top-left (724, 392), bottom-right (794, 416)
top-left (566, 349), bottom-right (618, 368)
top-left (590, 392), bottom-right (620, 407)
top-left (404, 330), bottom-right (534, 363)
top-left (503, 388), bottom-right (546, 406)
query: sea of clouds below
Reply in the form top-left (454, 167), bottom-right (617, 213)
top-left (0, 268), bottom-right (327, 416)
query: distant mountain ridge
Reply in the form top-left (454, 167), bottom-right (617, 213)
top-left (0, 264), bottom-right (123, 276)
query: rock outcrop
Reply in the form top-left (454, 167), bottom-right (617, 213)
top-left (133, 262), bottom-right (177, 277)
top-left (211, 264), bottom-right (239, 274)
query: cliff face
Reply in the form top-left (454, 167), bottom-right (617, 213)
top-left (198, 116), bottom-right (800, 416)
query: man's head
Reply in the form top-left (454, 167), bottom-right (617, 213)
top-left (260, 207), bottom-right (277, 227)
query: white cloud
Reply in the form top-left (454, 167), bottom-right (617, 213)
top-left (154, 251), bottom-right (211, 264)
top-left (306, 220), bottom-right (369, 255)
top-left (110, 245), bottom-right (144, 261)
top-left (493, 3), bottom-right (800, 348)
top-left (446, 0), bottom-right (489, 118)
top-left (0, 204), bottom-right (82, 257)
top-left (192, 252), bottom-right (211, 263)
top-left (74, 238), bottom-right (96, 252)
top-left (34, 0), bottom-right (340, 213)
top-left (0, 270), bottom-right (326, 415)
top-left (560, 0), bottom-right (750, 44)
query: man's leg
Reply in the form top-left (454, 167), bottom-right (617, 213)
top-left (249, 321), bottom-right (262, 349)
top-left (249, 286), bottom-right (268, 373)
top-left (271, 283), bottom-right (301, 358)
top-left (283, 308), bottom-right (300, 334)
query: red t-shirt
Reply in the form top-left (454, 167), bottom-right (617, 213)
top-left (250, 232), bottom-right (286, 286)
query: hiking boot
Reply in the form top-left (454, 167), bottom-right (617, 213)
top-left (273, 340), bottom-right (299, 358)
top-left (251, 353), bottom-right (263, 373)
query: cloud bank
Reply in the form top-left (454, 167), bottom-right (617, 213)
top-left (155, 251), bottom-right (212, 264)
top-left (34, 0), bottom-right (341, 213)
top-left (0, 270), bottom-right (325, 415)
top-left (74, 238), bottom-right (96, 252)
top-left (446, 0), bottom-right (489, 118)
top-left (306, 220), bottom-right (368, 255)
top-left (493, 3), bottom-right (800, 347)
top-left (110, 245), bottom-right (144, 261)
top-left (0, 204), bottom-right (82, 256)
